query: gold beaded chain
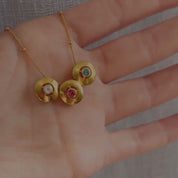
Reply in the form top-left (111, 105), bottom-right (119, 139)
top-left (4, 27), bottom-right (47, 78)
top-left (58, 11), bottom-right (77, 66)
top-left (4, 11), bottom-right (76, 77)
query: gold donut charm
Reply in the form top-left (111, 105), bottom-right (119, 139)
top-left (73, 61), bottom-right (96, 86)
top-left (35, 78), bottom-right (59, 103)
top-left (60, 80), bottom-right (84, 105)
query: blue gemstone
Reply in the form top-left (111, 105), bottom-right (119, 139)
top-left (82, 68), bottom-right (90, 76)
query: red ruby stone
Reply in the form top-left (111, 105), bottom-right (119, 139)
top-left (66, 88), bottom-right (77, 99)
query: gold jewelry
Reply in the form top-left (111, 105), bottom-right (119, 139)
top-left (58, 12), bottom-right (96, 105)
top-left (60, 80), bottom-right (84, 105)
top-left (4, 27), bottom-right (59, 103)
top-left (4, 11), bottom-right (96, 106)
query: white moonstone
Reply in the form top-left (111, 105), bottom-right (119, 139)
top-left (43, 84), bottom-right (53, 95)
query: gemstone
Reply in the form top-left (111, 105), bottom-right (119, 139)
top-left (66, 87), bottom-right (77, 99)
top-left (43, 84), bottom-right (54, 95)
top-left (82, 68), bottom-right (91, 77)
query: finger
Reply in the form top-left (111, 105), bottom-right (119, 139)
top-left (104, 114), bottom-right (178, 166)
top-left (92, 17), bottom-right (178, 83)
top-left (62, 0), bottom-right (177, 46)
top-left (106, 65), bottom-right (178, 124)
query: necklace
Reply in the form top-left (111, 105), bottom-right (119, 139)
top-left (4, 11), bottom-right (96, 106)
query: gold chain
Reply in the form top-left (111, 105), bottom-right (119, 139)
top-left (58, 11), bottom-right (77, 65)
top-left (4, 11), bottom-right (77, 78)
top-left (4, 27), bottom-right (46, 78)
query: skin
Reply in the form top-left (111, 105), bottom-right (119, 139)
top-left (0, 0), bottom-right (178, 177)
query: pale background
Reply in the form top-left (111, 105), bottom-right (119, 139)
top-left (0, 0), bottom-right (177, 178)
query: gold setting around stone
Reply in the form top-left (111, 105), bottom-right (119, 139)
top-left (73, 61), bottom-right (96, 86)
top-left (35, 78), bottom-right (59, 103)
top-left (60, 80), bottom-right (84, 105)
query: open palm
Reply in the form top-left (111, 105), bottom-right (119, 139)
top-left (0, 0), bottom-right (178, 177)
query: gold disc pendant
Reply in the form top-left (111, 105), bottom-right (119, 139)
top-left (73, 61), bottom-right (96, 86)
top-left (60, 80), bottom-right (84, 105)
top-left (35, 78), bottom-right (59, 103)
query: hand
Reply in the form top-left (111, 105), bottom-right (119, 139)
top-left (0, 0), bottom-right (177, 177)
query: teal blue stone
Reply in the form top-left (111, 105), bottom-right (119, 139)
top-left (82, 68), bottom-right (90, 77)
